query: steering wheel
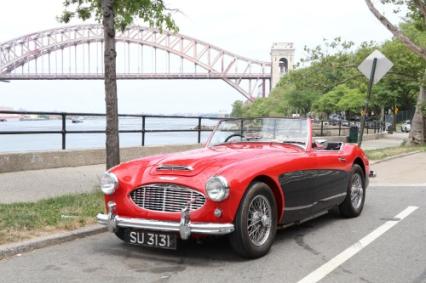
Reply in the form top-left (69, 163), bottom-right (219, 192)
top-left (224, 134), bottom-right (244, 142)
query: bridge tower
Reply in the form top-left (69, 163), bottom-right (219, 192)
top-left (270, 42), bottom-right (295, 88)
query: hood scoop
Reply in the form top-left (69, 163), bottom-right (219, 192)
top-left (156, 164), bottom-right (193, 172)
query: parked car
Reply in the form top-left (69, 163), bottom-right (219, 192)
top-left (401, 120), bottom-right (411, 132)
top-left (341, 120), bottom-right (350, 126)
top-left (97, 118), bottom-right (373, 258)
top-left (328, 114), bottom-right (343, 125)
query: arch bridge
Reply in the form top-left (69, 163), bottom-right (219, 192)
top-left (0, 24), bottom-right (294, 101)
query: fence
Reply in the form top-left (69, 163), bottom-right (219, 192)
top-left (312, 120), bottom-right (384, 137)
top-left (0, 111), bottom-right (384, 151)
top-left (0, 110), bottom-right (222, 150)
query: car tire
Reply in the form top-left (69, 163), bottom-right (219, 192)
top-left (230, 181), bottom-right (277, 259)
top-left (339, 164), bottom-right (366, 218)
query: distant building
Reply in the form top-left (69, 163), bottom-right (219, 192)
top-left (270, 42), bottom-right (295, 87)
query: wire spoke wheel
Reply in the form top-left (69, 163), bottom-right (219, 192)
top-left (350, 173), bottom-right (363, 210)
top-left (247, 195), bottom-right (272, 247)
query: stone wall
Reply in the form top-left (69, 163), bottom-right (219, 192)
top-left (0, 144), bottom-right (202, 173)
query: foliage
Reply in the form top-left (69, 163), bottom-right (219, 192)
top-left (365, 0), bottom-right (426, 144)
top-left (284, 88), bottom-right (319, 115)
top-left (312, 86), bottom-right (343, 115)
top-left (231, 31), bottom-right (426, 119)
top-left (231, 100), bottom-right (244, 117)
top-left (230, 86), bottom-right (319, 117)
top-left (59, 0), bottom-right (178, 31)
top-left (336, 87), bottom-right (365, 114)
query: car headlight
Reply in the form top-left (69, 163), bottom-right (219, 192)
top-left (100, 172), bottom-right (118, 195)
top-left (206, 176), bottom-right (229, 202)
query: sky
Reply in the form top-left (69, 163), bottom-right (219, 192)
top-left (0, 0), bottom-right (399, 115)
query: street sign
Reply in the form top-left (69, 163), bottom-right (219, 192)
top-left (356, 50), bottom-right (393, 147)
top-left (358, 50), bottom-right (393, 84)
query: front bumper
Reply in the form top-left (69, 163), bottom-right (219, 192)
top-left (96, 202), bottom-right (234, 240)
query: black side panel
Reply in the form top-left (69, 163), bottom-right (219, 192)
top-left (279, 170), bottom-right (349, 224)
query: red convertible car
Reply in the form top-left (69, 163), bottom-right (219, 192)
top-left (97, 118), bottom-right (373, 258)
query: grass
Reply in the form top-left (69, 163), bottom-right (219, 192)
top-left (0, 191), bottom-right (104, 245)
top-left (365, 144), bottom-right (426, 161)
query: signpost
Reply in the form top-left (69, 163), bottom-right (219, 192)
top-left (357, 50), bottom-right (393, 146)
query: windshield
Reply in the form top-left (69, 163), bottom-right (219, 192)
top-left (207, 118), bottom-right (309, 148)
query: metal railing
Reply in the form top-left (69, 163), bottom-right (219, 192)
top-left (0, 110), bottom-right (222, 150)
top-left (312, 120), bottom-right (384, 137)
top-left (0, 111), bottom-right (384, 151)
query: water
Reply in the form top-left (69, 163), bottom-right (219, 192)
top-left (0, 117), bottom-right (219, 153)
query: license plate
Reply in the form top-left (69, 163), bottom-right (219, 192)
top-left (124, 229), bottom-right (177, 250)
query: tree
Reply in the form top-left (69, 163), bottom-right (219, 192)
top-left (231, 100), bottom-right (244, 117)
top-left (337, 87), bottom-right (365, 116)
top-left (230, 36), bottom-right (422, 121)
top-left (313, 87), bottom-right (343, 118)
top-left (60, 0), bottom-right (177, 168)
top-left (365, 0), bottom-right (426, 144)
top-left (285, 89), bottom-right (319, 115)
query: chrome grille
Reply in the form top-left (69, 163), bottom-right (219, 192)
top-left (130, 184), bottom-right (206, 212)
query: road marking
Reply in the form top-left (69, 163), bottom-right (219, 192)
top-left (297, 206), bottom-right (419, 283)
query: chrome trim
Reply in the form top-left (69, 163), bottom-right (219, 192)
top-left (157, 164), bottom-right (193, 171)
top-left (179, 202), bottom-right (191, 239)
top-left (318, 192), bottom-right (347, 202)
top-left (284, 192), bottom-right (347, 211)
top-left (205, 176), bottom-right (230, 202)
top-left (97, 201), bottom-right (234, 238)
top-left (96, 214), bottom-right (235, 237)
top-left (284, 203), bottom-right (317, 211)
top-left (100, 172), bottom-right (119, 195)
top-left (106, 201), bottom-right (117, 232)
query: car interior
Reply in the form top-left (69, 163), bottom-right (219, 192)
top-left (312, 139), bottom-right (343, 151)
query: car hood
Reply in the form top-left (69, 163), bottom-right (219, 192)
top-left (148, 142), bottom-right (302, 177)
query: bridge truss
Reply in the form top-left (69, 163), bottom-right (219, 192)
top-left (0, 24), bottom-right (272, 100)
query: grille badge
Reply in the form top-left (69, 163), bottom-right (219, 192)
top-left (159, 176), bottom-right (177, 180)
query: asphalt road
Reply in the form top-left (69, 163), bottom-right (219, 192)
top-left (0, 186), bottom-right (425, 283)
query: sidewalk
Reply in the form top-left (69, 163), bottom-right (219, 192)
top-left (0, 134), bottom-right (413, 204)
top-left (370, 152), bottom-right (426, 186)
top-left (361, 132), bottom-right (407, 150)
top-left (0, 164), bottom-right (104, 204)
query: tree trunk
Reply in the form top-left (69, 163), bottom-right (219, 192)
top-left (102, 0), bottom-right (120, 169)
top-left (409, 74), bottom-right (426, 144)
top-left (365, 0), bottom-right (426, 61)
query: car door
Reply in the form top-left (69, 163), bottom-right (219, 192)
top-left (279, 152), bottom-right (320, 224)
top-left (310, 144), bottom-right (349, 214)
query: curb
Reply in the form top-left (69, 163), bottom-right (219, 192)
top-left (0, 224), bottom-right (107, 260)
top-left (370, 150), bottom-right (422, 165)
